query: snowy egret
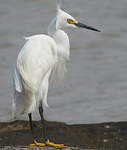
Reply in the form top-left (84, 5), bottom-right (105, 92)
top-left (12, 5), bottom-right (100, 148)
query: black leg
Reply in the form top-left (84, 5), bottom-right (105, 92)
top-left (28, 113), bottom-right (35, 140)
top-left (37, 102), bottom-right (68, 148)
top-left (39, 102), bottom-right (48, 142)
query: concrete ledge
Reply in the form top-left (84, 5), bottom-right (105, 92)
top-left (0, 146), bottom-right (85, 150)
top-left (0, 120), bottom-right (127, 149)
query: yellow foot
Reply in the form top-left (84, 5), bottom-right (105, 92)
top-left (30, 139), bottom-right (68, 148)
top-left (45, 139), bottom-right (68, 148)
top-left (30, 140), bottom-right (46, 147)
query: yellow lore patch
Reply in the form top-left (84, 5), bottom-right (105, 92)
top-left (67, 18), bottom-right (78, 24)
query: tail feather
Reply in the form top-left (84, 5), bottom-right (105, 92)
top-left (12, 89), bottom-right (37, 118)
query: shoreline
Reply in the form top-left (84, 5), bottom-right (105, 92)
top-left (0, 120), bottom-right (127, 149)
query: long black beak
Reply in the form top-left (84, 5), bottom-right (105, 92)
top-left (74, 22), bottom-right (101, 32)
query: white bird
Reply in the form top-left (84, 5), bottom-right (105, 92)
top-left (12, 5), bottom-right (100, 148)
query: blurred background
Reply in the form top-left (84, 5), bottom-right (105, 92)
top-left (0, 0), bottom-right (127, 124)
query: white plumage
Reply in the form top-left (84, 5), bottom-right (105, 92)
top-left (13, 35), bottom-right (57, 115)
top-left (12, 8), bottom-right (72, 117)
top-left (12, 6), bottom-right (100, 118)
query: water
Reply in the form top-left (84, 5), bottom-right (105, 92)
top-left (0, 0), bottom-right (127, 124)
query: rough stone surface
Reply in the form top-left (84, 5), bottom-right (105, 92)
top-left (0, 146), bottom-right (85, 150)
top-left (0, 120), bottom-right (127, 150)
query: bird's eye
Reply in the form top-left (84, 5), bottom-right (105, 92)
top-left (67, 18), bottom-right (77, 24)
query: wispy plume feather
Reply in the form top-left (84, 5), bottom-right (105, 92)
top-left (57, 0), bottom-right (62, 12)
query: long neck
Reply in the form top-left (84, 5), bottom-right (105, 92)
top-left (48, 17), bottom-right (70, 61)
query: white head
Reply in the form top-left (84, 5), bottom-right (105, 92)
top-left (56, 6), bottom-right (100, 32)
top-left (56, 7), bottom-right (77, 29)
top-left (48, 6), bottom-right (100, 35)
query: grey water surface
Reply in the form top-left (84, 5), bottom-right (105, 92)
top-left (0, 0), bottom-right (127, 124)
